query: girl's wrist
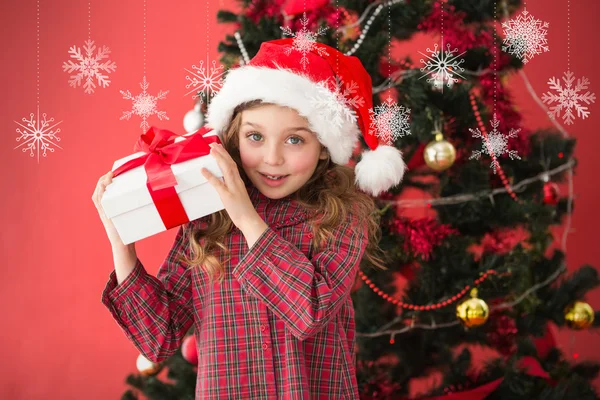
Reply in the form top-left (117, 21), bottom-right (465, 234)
top-left (111, 241), bottom-right (136, 254)
top-left (238, 212), bottom-right (262, 232)
top-left (239, 216), bottom-right (268, 249)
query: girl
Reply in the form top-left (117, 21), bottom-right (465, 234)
top-left (93, 39), bottom-right (405, 399)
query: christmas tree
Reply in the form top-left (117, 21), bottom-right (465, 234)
top-left (121, 0), bottom-right (600, 398)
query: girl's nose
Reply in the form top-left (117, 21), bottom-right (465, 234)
top-left (264, 145), bottom-right (284, 165)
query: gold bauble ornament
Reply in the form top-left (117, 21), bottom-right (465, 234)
top-left (424, 132), bottom-right (456, 171)
top-left (564, 301), bottom-right (595, 330)
top-left (136, 354), bottom-right (162, 376)
top-left (456, 288), bottom-right (489, 328)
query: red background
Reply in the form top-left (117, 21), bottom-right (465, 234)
top-left (0, 0), bottom-right (598, 398)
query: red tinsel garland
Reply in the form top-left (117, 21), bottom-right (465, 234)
top-left (389, 217), bottom-right (458, 260)
top-left (486, 311), bottom-right (518, 356)
top-left (246, 0), bottom-right (286, 23)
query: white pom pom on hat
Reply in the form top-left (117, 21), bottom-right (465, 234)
top-left (355, 144), bottom-right (406, 197)
top-left (207, 38), bottom-right (406, 196)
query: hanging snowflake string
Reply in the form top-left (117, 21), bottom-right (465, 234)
top-left (120, 76), bottom-right (169, 132)
top-left (184, 59), bottom-right (225, 103)
top-left (357, 3), bottom-right (576, 339)
top-left (419, 1), bottom-right (465, 91)
top-left (469, 3), bottom-right (522, 176)
top-left (501, 3), bottom-right (549, 64)
top-left (184, 1), bottom-right (226, 105)
top-left (280, 12), bottom-right (328, 69)
top-left (63, 41), bottom-right (116, 94)
top-left (541, 0), bottom-right (595, 125)
top-left (542, 71), bottom-right (596, 125)
top-left (120, 0), bottom-right (169, 132)
top-left (15, 0), bottom-right (63, 162)
top-left (370, 96), bottom-right (411, 145)
top-left (62, 2), bottom-right (116, 94)
top-left (469, 114), bottom-right (521, 173)
top-left (419, 41), bottom-right (466, 91)
top-left (15, 107), bottom-right (63, 163)
top-left (368, 0), bottom-right (411, 146)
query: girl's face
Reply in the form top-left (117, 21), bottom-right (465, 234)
top-left (238, 104), bottom-right (328, 199)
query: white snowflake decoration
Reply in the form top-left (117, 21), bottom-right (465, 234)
top-left (419, 41), bottom-right (466, 91)
top-left (501, 9), bottom-right (549, 64)
top-left (14, 106), bottom-right (63, 163)
top-left (370, 95), bottom-right (411, 145)
top-left (306, 77), bottom-right (365, 131)
top-left (541, 70), bottom-right (596, 125)
top-left (469, 114), bottom-right (521, 173)
top-left (281, 12), bottom-right (328, 70)
top-left (120, 76), bottom-right (169, 132)
top-left (62, 39), bottom-right (117, 94)
top-left (184, 58), bottom-right (226, 104)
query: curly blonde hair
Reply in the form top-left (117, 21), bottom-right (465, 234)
top-left (178, 100), bottom-right (388, 283)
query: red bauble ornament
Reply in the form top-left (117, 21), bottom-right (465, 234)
top-left (543, 182), bottom-right (560, 205)
top-left (182, 334), bottom-right (198, 365)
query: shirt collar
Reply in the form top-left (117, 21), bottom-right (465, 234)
top-left (246, 184), bottom-right (310, 228)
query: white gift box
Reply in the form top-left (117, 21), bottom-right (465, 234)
top-left (101, 130), bottom-right (225, 245)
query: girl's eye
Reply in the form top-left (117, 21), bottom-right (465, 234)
top-left (287, 136), bottom-right (304, 145)
top-left (247, 132), bottom-right (262, 141)
top-left (246, 132), bottom-right (304, 145)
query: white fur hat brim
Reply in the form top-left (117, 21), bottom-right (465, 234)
top-left (206, 66), bottom-right (361, 166)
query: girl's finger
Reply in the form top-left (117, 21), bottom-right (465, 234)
top-left (210, 144), bottom-right (242, 192)
top-left (92, 184), bottom-right (99, 206)
top-left (95, 182), bottom-right (105, 206)
top-left (93, 176), bottom-right (105, 204)
top-left (211, 147), bottom-right (237, 187)
top-left (93, 171), bottom-right (112, 206)
top-left (201, 168), bottom-right (226, 193)
top-left (214, 144), bottom-right (236, 168)
top-left (209, 143), bottom-right (221, 156)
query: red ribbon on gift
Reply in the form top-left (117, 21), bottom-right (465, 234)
top-left (112, 126), bottom-right (220, 230)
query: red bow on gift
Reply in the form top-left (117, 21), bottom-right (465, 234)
top-left (112, 126), bottom-right (221, 230)
top-left (113, 126), bottom-right (220, 189)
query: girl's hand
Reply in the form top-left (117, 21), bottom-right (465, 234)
top-left (92, 171), bottom-right (127, 248)
top-left (201, 143), bottom-right (261, 231)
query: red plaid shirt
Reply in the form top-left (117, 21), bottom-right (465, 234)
top-left (102, 185), bottom-right (367, 399)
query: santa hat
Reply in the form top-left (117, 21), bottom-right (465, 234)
top-left (206, 38), bottom-right (406, 196)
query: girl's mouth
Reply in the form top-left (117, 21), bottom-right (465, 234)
top-left (259, 173), bottom-right (290, 186)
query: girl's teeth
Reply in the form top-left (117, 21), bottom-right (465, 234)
top-left (264, 174), bottom-right (286, 180)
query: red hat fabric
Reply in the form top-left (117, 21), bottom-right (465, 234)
top-left (206, 38), bottom-right (406, 196)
